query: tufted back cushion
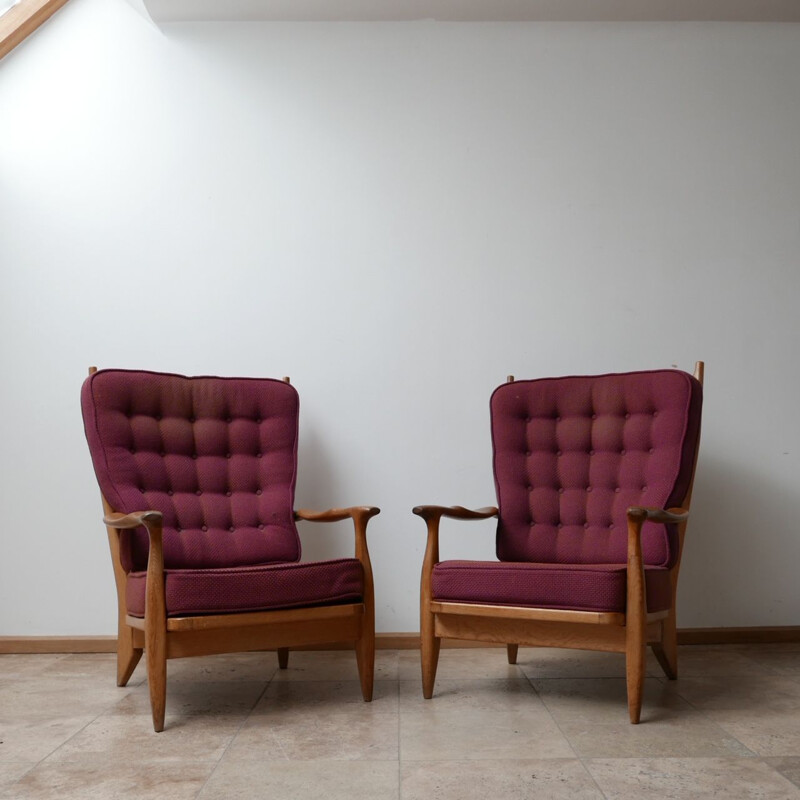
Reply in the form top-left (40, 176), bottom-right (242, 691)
top-left (491, 369), bottom-right (702, 568)
top-left (82, 369), bottom-right (301, 572)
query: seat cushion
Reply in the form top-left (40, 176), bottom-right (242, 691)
top-left (126, 558), bottom-right (363, 617)
top-left (432, 560), bottom-right (672, 614)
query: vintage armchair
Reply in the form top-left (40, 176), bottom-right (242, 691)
top-left (414, 363), bottom-right (703, 723)
top-left (81, 368), bottom-right (378, 731)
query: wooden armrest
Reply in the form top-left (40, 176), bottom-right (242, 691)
top-left (627, 506), bottom-right (688, 524)
top-left (412, 505), bottom-right (498, 522)
top-left (103, 511), bottom-right (163, 529)
top-left (295, 506), bottom-right (380, 523)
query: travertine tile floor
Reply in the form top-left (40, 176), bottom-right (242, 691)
top-left (2, 644), bottom-right (800, 798)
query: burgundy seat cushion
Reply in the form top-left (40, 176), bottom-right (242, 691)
top-left (126, 558), bottom-right (364, 618)
top-left (491, 369), bottom-right (702, 569)
top-left (432, 560), bottom-right (672, 614)
top-left (81, 370), bottom-right (302, 572)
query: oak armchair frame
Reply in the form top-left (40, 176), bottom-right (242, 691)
top-left (415, 362), bottom-right (703, 724)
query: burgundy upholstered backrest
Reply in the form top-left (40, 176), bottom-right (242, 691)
top-left (491, 369), bottom-right (702, 568)
top-left (81, 369), bottom-right (301, 572)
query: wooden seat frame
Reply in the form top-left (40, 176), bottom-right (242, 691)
top-left (90, 370), bottom-right (378, 732)
top-left (415, 362), bottom-right (703, 724)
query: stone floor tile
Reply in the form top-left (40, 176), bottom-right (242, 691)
top-left (764, 756), bottom-right (800, 788)
top-left (0, 655), bottom-right (70, 679)
top-left (401, 759), bottom-right (605, 800)
top-left (110, 680), bottom-right (266, 717)
top-left (400, 709), bottom-right (574, 760)
top-left (517, 647), bottom-right (630, 679)
top-left (399, 678), bottom-right (540, 712)
top-left (0, 676), bottom-right (135, 720)
top-left (198, 759), bottom-right (399, 799)
top-left (532, 676), bottom-right (689, 724)
top-left (665, 673), bottom-right (800, 712)
top-left (0, 759), bottom-right (215, 800)
top-left (586, 757), bottom-right (800, 798)
top-left (165, 652), bottom-right (278, 683)
top-left (0, 717), bottom-right (96, 762)
top-left (705, 709), bottom-right (800, 757)
top-left (270, 649), bottom-right (398, 681)
top-left (253, 678), bottom-right (398, 716)
top-left (225, 710), bottom-right (399, 761)
top-left (0, 762), bottom-right (35, 792)
top-left (45, 713), bottom-right (244, 763)
top-left (399, 648), bottom-right (524, 681)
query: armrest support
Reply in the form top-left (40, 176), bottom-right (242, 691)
top-left (295, 506), bottom-right (380, 524)
top-left (103, 510), bottom-right (164, 530)
top-left (626, 506), bottom-right (689, 525)
top-left (412, 505), bottom-right (498, 523)
top-left (295, 507), bottom-right (380, 594)
top-left (103, 509), bottom-right (166, 642)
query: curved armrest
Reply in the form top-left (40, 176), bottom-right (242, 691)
top-left (295, 507), bottom-right (379, 582)
top-left (627, 506), bottom-right (688, 525)
top-left (295, 506), bottom-right (380, 523)
top-left (103, 510), bottom-right (163, 530)
top-left (412, 505), bottom-right (498, 522)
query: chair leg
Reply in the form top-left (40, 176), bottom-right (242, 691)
top-left (651, 612), bottom-right (678, 680)
top-left (625, 615), bottom-right (647, 724)
top-left (355, 627), bottom-right (375, 702)
top-left (421, 610), bottom-right (441, 699)
top-left (116, 624), bottom-right (143, 687)
top-left (506, 644), bottom-right (519, 665)
top-left (277, 648), bottom-right (289, 670)
top-left (145, 629), bottom-right (167, 733)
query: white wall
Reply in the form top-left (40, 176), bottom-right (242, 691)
top-left (1, 0), bottom-right (799, 636)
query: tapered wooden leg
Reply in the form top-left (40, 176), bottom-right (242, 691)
top-left (145, 626), bottom-right (166, 732)
top-left (355, 628), bottom-right (375, 702)
top-left (277, 648), bottom-right (289, 670)
top-left (651, 611), bottom-right (678, 680)
top-left (116, 624), bottom-right (143, 687)
top-left (506, 644), bottom-right (519, 665)
top-left (421, 611), bottom-right (441, 699)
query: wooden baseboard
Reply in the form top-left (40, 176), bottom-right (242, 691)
top-left (2, 627), bottom-right (799, 654)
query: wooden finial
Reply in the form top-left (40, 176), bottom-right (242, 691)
top-left (693, 361), bottom-right (704, 385)
top-left (282, 376), bottom-right (291, 384)
top-left (506, 375), bottom-right (515, 383)
top-left (88, 366), bottom-right (98, 375)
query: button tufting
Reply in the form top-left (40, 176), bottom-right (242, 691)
top-left (556, 450), bottom-right (562, 457)
top-left (649, 448), bottom-right (655, 454)
top-left (620, 449), bottom-right (626, 455)
top-left (625, 413), bottom-right (630, 419)
top-left (614, 487), bottom-right (620, 493)
top-left (159, 450), bottom-right (166, 457)
top-left (256, 452), bottom-right (262, 458)
top-left (167, 490), bottom-right (174, 496)
top-left (189, 417), bottom-right (196, 423)
top-left (226, 417), bottom-right (232, 423)
top-left (558, 488), bottom-right (565, 494)
top-left (225, 490), bottom-right (232, 497)
top-left (195, 490), bottom-right (202, 496)
top-left (226, 453), bottom-right (232, 459)
top-left (591, 414), bottom-right (597, 420)
top-left (586, 486), bottom-right (592, 492)
top-left (256, 489), bottom-right (263, 496)
top-left (255, 417), bottom-right (262, 424)
top-left (589, 449), bottom-right (595, 456)
top-left (229, 526), bottom-right (235, 532)
top-left (201, 525), bottom-right (208, 531)
top-left (609, 523), bottom-right (615, 529)
top-left (557, 523), bottom-right (563, 528)
top-left (258, 524), bottom-right (265, 530)
top-left (584, 523), bottom-right (589, 529)
top-left (176, 526), bottom-right (181, 532)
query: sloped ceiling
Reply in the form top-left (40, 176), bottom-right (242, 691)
top-left (137, 0), bottom-right (800, 23)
